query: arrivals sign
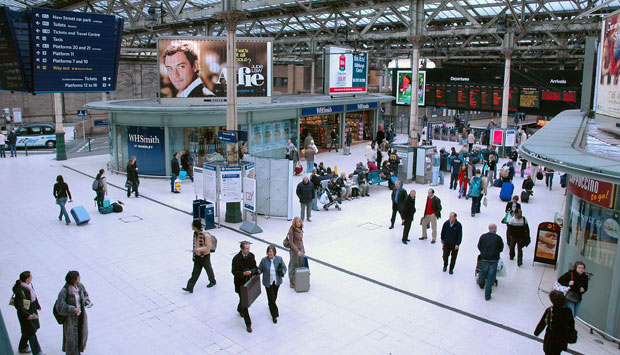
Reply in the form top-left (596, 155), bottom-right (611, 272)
top-left (568, 176), bottom-right (616, 209)
top-left (127, 126), bottom-right (165, 176)
top-left (158, 37), bottom-right (272, 103)
top-left (325, 46), bottom-right (367, 94)
top-left (31, 8), bottom-right (122, 93)
top-left (395, 70), bottom-right (426, 106)
top-left (596, 12), bottom-right (620, 119)
top-left (534, 222), bottom-right (561, 265)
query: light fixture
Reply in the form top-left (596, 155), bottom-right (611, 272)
top-left (145, 4), bottom-right (158, 26)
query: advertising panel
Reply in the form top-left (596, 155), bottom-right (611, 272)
top-left (534, 222), bottom-right (562, 265)
top-left (395, 70), bottom-right (426, 105)
top-left (505, 128), bottom-right (517, 147)
top-left (326, 46), bottom-right (367, 94)
top-left (597, 13), bottom-right (620, 118)
top-left (126, 126), bottom-right (165, 176)
top-left (251, 124), bottom-right (263, 153)
top-left (262, 123), bottom-right (273, 151)
top-left (158, 37), bottom-right (272, 103)
top-left (243, 178), bottom-right (256, 213)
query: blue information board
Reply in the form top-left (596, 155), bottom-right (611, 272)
top-left (30, 8), bottom-right (123, 93)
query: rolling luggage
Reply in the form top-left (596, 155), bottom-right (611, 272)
top-left (521, 190), bottom-right (530, 203)
top-left (70, 206), bottom-right (90, 225)
top-left (499, 182), bottom-right (514, 202)
top-left (343, 146), bottom-right (351, 155)
top-left (294, 267), bottom-right (310, 292)
top-left (493, 179), bottom-right (503, 188)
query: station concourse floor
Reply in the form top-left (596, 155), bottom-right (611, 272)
top-left (0, 139), bottom-right (618, 355)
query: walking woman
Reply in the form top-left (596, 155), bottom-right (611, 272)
top-left (457, 164), bottom-right (468, 198)
top-left (557, 261), bottom-right (589, 317)
top-left (13, 271), bottom-right (44, 355)
top-left (534, 290), bottom-right (576, 355)
top-left (507, 209), bottom-right (530, 267)
top-left (55, 271), bottom-right (91, 355)
top-left (487, 154), bottom-right (497, 185)
top-left (287, 217), bottom-right (305, 288)
top-left (53, 175), bottom-right (73, 225)
top-left (94, 169), bottom-right (107, 208)
top-left (258, 245), bottom-right (287, 323)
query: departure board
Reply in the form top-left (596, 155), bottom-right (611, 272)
top-left (0, 7), bottom-right (27, 91)
top-left (508, 88), bottom-right (519, 111)
top-left (446, 85), bottom-right (457, 108)
top-left (425, 84), bottom-right (436, 106)
top-left (563, 91), bottom-right (577, 102)
top-left (493, 88), bottom-right (503, 111)
top-left (480, 87), bottom-right (492, 111)
top-left (542, 90), bottom-right (561, 101)
top-left (435, 85), bottom-right (446, 107)
top-left (31, 8), bottom-right (122, 92)
top-left (457, 85), bottom-right (469, 109)
top-left (469, 87), bottom-right (480, 110)
top-left (519, 89), bottom-right (540, 108)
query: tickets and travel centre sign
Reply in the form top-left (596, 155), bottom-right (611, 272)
top-left (568, 176), bottom-right (617, 209)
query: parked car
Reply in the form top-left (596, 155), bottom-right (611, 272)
top-left (14, 124), bottom-right (56, 148)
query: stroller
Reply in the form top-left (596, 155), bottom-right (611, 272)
top-left (319, 180), bottom-right (341, 211)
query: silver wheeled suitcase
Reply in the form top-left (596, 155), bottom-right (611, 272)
top-left (343, 146), bottom-right (351, 155)
top-left (295, 267), bottom-right (310, 292)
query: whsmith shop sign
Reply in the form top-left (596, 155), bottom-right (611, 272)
top-left (127, 126), bottom-right (165, 176)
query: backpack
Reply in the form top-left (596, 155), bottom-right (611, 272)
top-left (112, 202), bottom-right (123, 213)
top-left (52, 286), bottom-right (68, 325)
top-left (91, 178), bottom-right (101, 191)
top-left (500, 166), bottom-right (510, 178)
top-left (204, 231), bottom-right (217, 252)
top-left (470, 177), bottom-right (482, 196)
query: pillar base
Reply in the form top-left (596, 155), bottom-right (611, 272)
top-left (225, 202), bottom-right (242, 223)
top-left (56, 132), bottom-right (67, 161)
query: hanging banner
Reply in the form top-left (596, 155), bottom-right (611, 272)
top-left (243, 178), bottom-right (256, 213)
top-left (203, 164), bottom-right (217, 202)
top-left (193, 167), bottom-right (204, 197)
top-left (596, 13), bottom-right (620, 119)
top-left (220, 166), bottom-right (242, 202)
top-left (568, 176), bottom-right (617, 209)
top-left (534, 222), bottom-right (562, 265)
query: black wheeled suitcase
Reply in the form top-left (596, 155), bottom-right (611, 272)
top-left (521, 190), bottom-right (530, 203)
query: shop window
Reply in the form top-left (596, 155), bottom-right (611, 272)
top-left (274, 77), bottom-right (288, 88)
top-left (568, 197), bottom-right (618, 270)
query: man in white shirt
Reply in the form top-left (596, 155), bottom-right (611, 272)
top-left (162, 44), bottom-right (214, 97)
top-left (0, 131), bottom-right (5, 158)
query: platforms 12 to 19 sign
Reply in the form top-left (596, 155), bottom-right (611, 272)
top-left (31, 8), bottom-right (122, 93)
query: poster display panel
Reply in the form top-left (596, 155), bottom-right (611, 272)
top-left (251, 124), bottom-right (263, 153)
top-left (220, 166), bottom-right (242, 202)
top-left (158, 37), bottom-right (272, 103)
top-left (505, 128), bottom-right (517, 147)
top-left (193, 167), bottom-right (204, 197)
top-left (243, 178), bottom-right (256, 213)
top-left (395, 70), bottom-right (426, 105)
top-left (203, 164), bottom-right (217, 202)
top-left (326, 46), bottom-right (367, 94)
top-left (534, 222), bottom-right (562, 265)
top-left (596, 12), bottom-right (620, 119)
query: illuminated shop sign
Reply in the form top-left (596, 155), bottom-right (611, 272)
top-left (568, 176), bottom-right (616, 209)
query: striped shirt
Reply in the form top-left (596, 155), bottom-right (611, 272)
top-left (193, 231), bottom-right (212, 256)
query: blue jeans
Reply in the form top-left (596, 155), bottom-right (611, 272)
top-left (307, 161), bottom-right (314, 174)
top-left (546, 172), bottom-right (554, 189)
top-left (96, 190), bottom-right (105, 208)
top-left (0, 144), bottom-right (4, 157)
top-left (19, 333), bottom-right (41, 354)
top-left (312, 189), bottom-right (319, 211)
top-left (128, 181), bottom-right (139, 197)
top-left (566, 300), bottom-right (581, 318)
top-left (478, 260), bottom-right (498, 299)
top-left (439, 170), bottom-right (444, 184)
top-left (171, 174), bottom-right (178, 192)
top-left (432, 166), bottom-right (439, 185)
top-left (57, 197), bottom-right (70, 223)
top-left (10, 144), bottom-right (16, 157)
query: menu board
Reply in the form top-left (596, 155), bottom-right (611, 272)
top-left (542, 90), bottom-right (561, 101)
top-left (425, 84), bottom-right (436, 106)
top-left (435, 85), bottom-right (446, 107)
top-left (31, 8), bottom-right (122, 93)
top-left (563, 91), bottom-right (577, 102)
top-left (480, 87), bottom-right (493, 111)
top-left (534, 222), bottom-right (562, 265)
top-left (519, 89), bottom-right (540, 108)
top-left (446, 85), bottom-right (457, 108)
top-left (457, 85), bottom-right (469, 109)
top-left (493, 88), bottom-right (503, 111)
top-left (469, 87), bottom-right (480, 110)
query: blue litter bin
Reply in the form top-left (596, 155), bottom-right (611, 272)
top-left (204, 202), bottom-right (215, 229)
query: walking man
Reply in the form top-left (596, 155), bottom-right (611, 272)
top-left (389, 180), bottom-right (407, 230)
top-left (232, 241), bottom-right (258, 333)
top-left (401, 190), bottom-right (416, 244)
top-left (171, 152), bottom-right (180, 193)
top-left (7, 129), bottom-right (17, 157)
top-left (182, 220), bottom-right (216, 293)
top-left (449, 153), bottom-right (462, 190)
top-left (296, 176), bottom-right (314, 222)
top-left (329, 128), bottom-right (338, 152)
top-left (420, 189), bottom-right (442, 243)
top-left (469, 169), bottom-right (485, 217)
top-left (477, 224), bottom-right (504, 301)
top-left (304, 140), bottom-right (318, 174)
top-left (440, 212), bottom-right (462, 274)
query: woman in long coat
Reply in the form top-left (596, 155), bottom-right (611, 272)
top-left (13, 271), bottom-right (43, 355)
top-left (55, 271), bottom-right (91, 355)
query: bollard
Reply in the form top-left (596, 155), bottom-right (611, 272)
top-left (24, 142), bottom-right (27, 156)
top-left (88, 138), bottom-right (91, 152)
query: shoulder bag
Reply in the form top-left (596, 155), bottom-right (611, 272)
top-left (565, 272), bottom-right (582, 303)
top-left (283, 234), bottom-right (291, 249)
top-left (9, 289), bottom-right (30, 310)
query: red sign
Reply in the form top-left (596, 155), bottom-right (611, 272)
top-left (568, 176), bottom-right (616, 208)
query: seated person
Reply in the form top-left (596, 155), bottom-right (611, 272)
top-left (367, 161), bottom-right (379, 172)
top-left (317, 162), bottom-right (326, 175)
top-left (348, 173), bottom-right (360, 198)
top-left (338, 172), bottom-right (350, 200)
top-left (325, 167), bottom-right (333, 176)
top-left (522, 175), bottom-right (534, 195)
top-left (380, 161), bottom-right (391, 180)
top-left (328, 176), bottom-right (342, 202)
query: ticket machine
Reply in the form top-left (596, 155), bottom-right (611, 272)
top-left (416, 145), bottom-right (434, 184)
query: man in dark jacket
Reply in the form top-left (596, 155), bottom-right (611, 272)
top-left (477, 224), bottom-right (504, 300)
top-left (7, 130), bottom-right (17, 157)
top-left (440, 212), bottom-right (462, 274)
top-left (126, 156), bottom-right (139, 198)
top-left (420, 189), bottom-right (442, 243)
top-left (231, 241), bottom-right (258, 333)
top-left (171, 152), bottom-right (181, 193)
top-left (329, 128), bottom-right (338, 152)
top-left (180, 151), bottom-right (194, 182)
top-left (296, 176), bottom-right (314, 222)
top-left (328, 176), bottom-right (342, 202)
top-left (389, 180), bottom-right (407, 230)
top-left (449, 154), bottom-right (462, 190)
top-left (401, 190), bottom-right (416, 244)
top-left (522, 175), bottom-right (535, 195)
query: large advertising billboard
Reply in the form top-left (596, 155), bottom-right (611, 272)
top-left (395, 70), bottom-right (426, 106)
top-left (158, 37), bottom-right (272, 104)
top-left (325, 46), bottom-right (367, 94)
top-left (596, 13), bottom-right (620, 119)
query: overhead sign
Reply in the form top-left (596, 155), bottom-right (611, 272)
top-left (218, 130), bottom-right (238, 143)
top-left (127, 126), bottom-right (165, 176)
top-left (220, 166), bottom-right (242, 202)
top-left (596, 12), bottom-right (620, 119)
top-left (346, 102), bottom-right (378, 112)
top-left (534, 222), bottom-right (561, 265)
top-left (0, 7), bottom-right (27, 91)
top-left (395, 70), bottom-right (426, 106)
top-left (158, 37), bottom-right (272, 104)
top-left (325, 46), bottom-right (367, 94)
top-left (568, 176), bottom-right (616, 209)
top-left (31, 8), bottom-right (123, 93)
top-left (243, 178), bottom-right (256, 213)
top-left (93, 119), bottom-right (107, 126)
top-left (77, 109), bottom-right (88, 118)
top-left (301, 105), bottom-right (344, 116)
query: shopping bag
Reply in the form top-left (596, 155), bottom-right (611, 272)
top-left (501, 211), bottom-right (510, 224)
top-left (496, 259), bottom-right (507, 277)
top-left (483, 197), bottom-right (488, 207)
top-left (552, 281), bottom-right (570, 295)
top-left (319, 192), bottom-right (329, 204)
top-left (240, 275), bottom-right (261, 308)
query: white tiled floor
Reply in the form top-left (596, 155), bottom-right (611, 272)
top-left (1, 140), bottom-right (618, 355)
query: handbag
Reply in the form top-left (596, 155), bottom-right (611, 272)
top-left (552, 281), bottom-right (570, 295)
top-left (501, 211), bottom-right (510, 224)
top-left (483, 197), bottom-right (487, 207)
top-left (568, 328), bottom-right (578, 344)
top-left (9, 290), bottom-right (30, 309)
top-left (240, 275), bottom-right (261, 308)
top-left (125, 181), bottom-right (131, 189)
top-left (565, 272), bottom-right (582, 302)
top-left (283, 235), bottom-right (290, 249)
